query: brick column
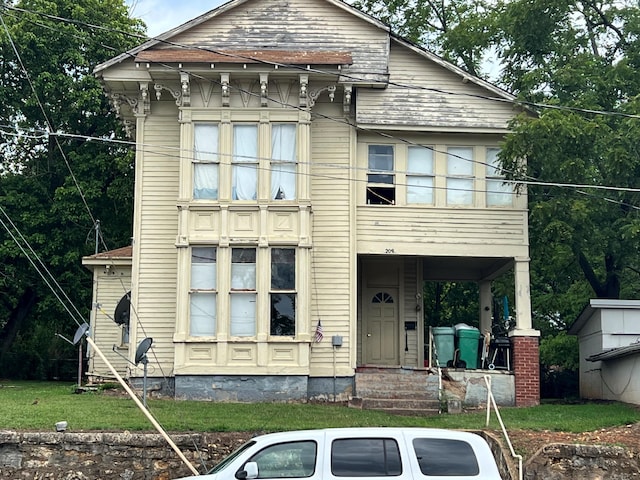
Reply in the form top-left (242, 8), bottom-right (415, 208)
top-left (512, 336), bottom-right (540, 407)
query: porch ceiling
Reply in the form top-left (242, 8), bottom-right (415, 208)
top-left (423, 257), bottom-right (513, 281)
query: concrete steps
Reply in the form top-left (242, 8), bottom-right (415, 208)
top-left (349, 368), bottom-right (441, 416)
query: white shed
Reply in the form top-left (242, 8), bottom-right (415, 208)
top-left (569, 299), bottom-right (640, 405)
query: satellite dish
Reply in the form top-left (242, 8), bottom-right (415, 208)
top-left (135, 337), bottom-right (153, 364)
top-left (113, 292), bottom-right (131, 326)
top-left (73, 323), bottom-right (90, 345)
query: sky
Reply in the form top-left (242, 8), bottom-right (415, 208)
top-left (126, 0), bottom-right (225, 37)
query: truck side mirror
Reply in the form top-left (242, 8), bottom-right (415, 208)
top-left (236, 462), bottom-right (259, 480)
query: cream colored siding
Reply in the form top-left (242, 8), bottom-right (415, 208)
top-left (89, 269), bottom-right (132, 377)
top-left (402, 258), bottom-right (419, 366)
top-left (356, 42), bottom-right (515, 130)
top-left (357, 207), bottom-right (527, 257)
top-left (169, 0), bottom-right (390, 80)
top-left (133, 102), bottom-right (180, 375)
top-left (309, 102), bottom-right (354, 376)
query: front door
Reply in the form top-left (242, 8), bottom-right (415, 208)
top-left (363, 289), bottom-right (399, 365)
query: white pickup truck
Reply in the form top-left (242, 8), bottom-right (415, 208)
top-left (176, 427), bottom-right (503, 480)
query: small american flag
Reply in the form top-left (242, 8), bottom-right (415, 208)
top-left (314, 320), bottom-right (324, 343)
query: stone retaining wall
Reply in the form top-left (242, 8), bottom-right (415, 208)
top-left (0, 431), bottom-right (253, 479)
top-left (524, 443), bottom-right (640, 479)
top-left (1, 431), bottom-right (639, 479)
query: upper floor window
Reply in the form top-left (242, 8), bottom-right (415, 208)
top-left (446, 147), bottom-right (474, 205)
top-left (193, 124), bottom-right (219, 200)
top-left (190, 247), bottom-right (217, 336)
top-left (232, 124), bottom-right (258, 200)
top-left (270, 248), bottom-right (296, 336)
top-left (406, 146), bottom-right (434, 204)
top-left (230, 248), bottom-right (257, 336)
top-left (271, 124), bottom-right (297, 200)
top-left (367, 145), bottom-right (395, 205)
top-left (486, 148), bottom-right (513, 206)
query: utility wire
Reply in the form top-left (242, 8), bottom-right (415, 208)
top-left (0, 206), bottom-right (85, 327)
top-left (3, 3), bottom-right (640, 120)
top-left (3, 123), bottom-right (640, 205)
top-left (0, 10), bottom-right (109, 252)
top-left (2, 5), bottom-right (639, 200)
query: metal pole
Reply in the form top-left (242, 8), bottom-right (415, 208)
top-left (85, 336), bottom-right (200, 476)
top-left (94, 220), bottom-right (100, 254)
top-left (143, 359), bottom-right (148, 408)
top-left (77, 340), bottom-right (83, 389)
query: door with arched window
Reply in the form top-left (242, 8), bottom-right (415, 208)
top-left (363, 289), bottom-right (399, 365)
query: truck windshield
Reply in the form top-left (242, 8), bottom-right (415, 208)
top-left (208, 440), bottom-right (257, 474)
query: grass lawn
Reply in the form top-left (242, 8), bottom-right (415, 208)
top-left (1, 381), bottom-right (638, 434)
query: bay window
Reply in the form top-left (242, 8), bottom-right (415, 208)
top-left (193, 124), bottom-right (219, 200)
top-left (271, 124), bottom-right (297, 200)
top-left (406, 146), bottom-right (434, 204)
top-left (270, 248), bottom-right (296, 336)
top-left (446, 147), bottom-right (474, 205)
top-left (486, 148), bottom-right (513, 206)
top-left (190, 247), bottom-right (217, 336)
top-left (232, 125), bottom-right (258, 200)
top-left (230, 248), bottom-right (257, 336)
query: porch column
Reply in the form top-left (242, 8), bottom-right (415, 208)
top-left (478, 281), bottom-right (492, 336)
top-left (510, 257), bottom-right (540, 406)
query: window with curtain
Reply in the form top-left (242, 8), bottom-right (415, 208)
top-left (190, 247), bottom-right (217, 336)
top-left (486, 148), bottom-right (513, 206)
top-left (270, 248), bottom-right (296, 336)
top-left (406, 146), bottom-right (434, 204)
top-left (446, 147), bottom-right (474, 205)
top-left (367, 145), bottom-right (395, 204)
top-left (230, 248), bottom-right (257, 336)
top-left (232, 124), bottom-right (258, 200)
top-left (271, 124), bottom-right (297, 200)
top-left (193, 124), bottom-right (219, 200)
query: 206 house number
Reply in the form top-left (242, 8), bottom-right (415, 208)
top-left (385, 248), bottom-right (395, 253)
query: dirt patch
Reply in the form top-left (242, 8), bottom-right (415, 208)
top-left (502, 422), bottom-right (640, 459)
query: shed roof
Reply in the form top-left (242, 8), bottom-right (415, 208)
top-left (587, 342), bottom-right (640, 362)
top-left (569, 299), bottom-right (640, 335)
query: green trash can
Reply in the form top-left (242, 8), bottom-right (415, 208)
top-left (456, 328), bottom-right (481, 369)
top-left (432, 327), bottom-right (455, 366)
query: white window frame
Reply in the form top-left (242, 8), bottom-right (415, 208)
top-left (367, 144), bottom-right (395, 205)
top-left (270, 248), bottom-right (296, 337)
top-left (446, 146), bottom-right (474, 205)
top-left (406, 146), bottom-right (434, 204)
top-left (193, 123), bottom-right (219, 200)
top-left (230, 248), bottom-right (257, 337)
top-left (486, 148), bottom-right (513, 206)
top-left (271, 124), bottom-right (297, 200)
top-left (189, 247), bottom-right (217, 337)
top-left (232, 124), bottom-right (258, 201)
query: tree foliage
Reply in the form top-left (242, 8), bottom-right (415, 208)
top-left (0, 0), bottom-right (144, 378)
top-left (499, 0), bottom-right (640, 333)
top-left (351, 0), bottom-right (500, 76)
top-left (357, 0), bottom-right (640, 347)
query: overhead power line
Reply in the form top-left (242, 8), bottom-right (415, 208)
top-left (3, 3), bottom-right (640, 120)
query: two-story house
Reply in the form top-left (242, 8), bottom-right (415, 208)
top-left (85, 0), bottom-right (540, 407)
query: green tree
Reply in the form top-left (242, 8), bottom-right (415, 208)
top-left (351, 0), bottom-right (500, 76)
top-left (499, 0), bottom-right (640, 313)
top-left (0, 0), bottom-right (144, 378)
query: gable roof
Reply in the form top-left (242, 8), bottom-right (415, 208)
top-left (94, 0), bottom-right (516, 104)
top-left (82, 245), bottom-right (133, 268)
top-left (94, 0), bottom-right (385, 74)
